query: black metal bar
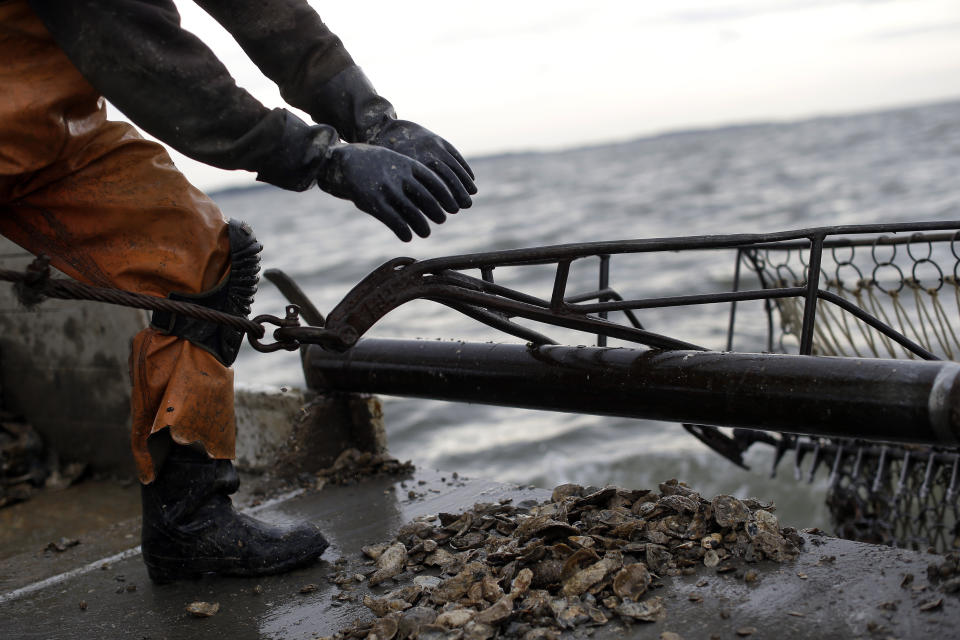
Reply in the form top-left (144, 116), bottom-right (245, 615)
top-left (609, 295), bottom-right (645, 330)
top-left (411, 220), bottom-right (960, 271)
top-left (294, 277), bottom-right (934, 358)
top-left (726, 249), bottom-right (743, 352)
top-left (551, 260), bottom-right (571, 310)
top-left (800, 234), bottom-right (825, 354)
top-left (424, 285), bottom-right (935, 359)
top-left (422, 287), bottom-right (704, 351)
top-left (564, 289), bottom-right (612, 304)
top-left (304, 339), bottom-right (960, 446)
top-left (564, 288), bottom-right (645, 330)
top-left (574, 286), bottom-right (809, 313)
top-left (817, 290), bottom-right (937, 360)
top-left (450, 271), bottom-right (551, 309)
top-left (437, 301), bottom-right (558, 346)
top-left (598, 255), bottom-right (610, 347)
top-left (750, 230), bottom-right (960, 252)
top-left (564, 285), bottom-right (934, 359)
top-left (744, 250), bottom-right (777, 352)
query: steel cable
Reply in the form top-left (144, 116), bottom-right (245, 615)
top-left (0, 264), bottom-right (265, 338)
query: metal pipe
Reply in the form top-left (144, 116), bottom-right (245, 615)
top-left (304, 339), bottom-right (960, 446)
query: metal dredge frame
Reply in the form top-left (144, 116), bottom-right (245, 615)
top-left (725, 223), bottom-right (960, 551)
top-left (257, 220), bottom-right (960, 359)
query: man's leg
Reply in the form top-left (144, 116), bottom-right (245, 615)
top-left (0, 120), bottom-right (238, 483)
top-left (1, 0), bottom-right (327, 581)
top-left (0, 129), bottom-right (329, 581)
top-left (1, 0), bottom-right (235, 481)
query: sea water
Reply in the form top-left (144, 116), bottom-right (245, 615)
top-left (215, 99), bottom-right (960, 531)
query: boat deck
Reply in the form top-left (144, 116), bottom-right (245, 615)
top-left (1, 469), bottom-right (957, 639)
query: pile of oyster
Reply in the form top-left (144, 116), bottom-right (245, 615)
top-left (328, 480), bottom-right (804, 640)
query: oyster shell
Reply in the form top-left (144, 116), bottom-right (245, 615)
top-left (435, 609), bottom-right (475, 628)
top-left (510, 568), bottom-right (534, 597)
top-left (462, 621), bottom-right (495, 640)
top-left (185, 601), bottom-right (219, 618)
top-left (398, 607), bottom-right (438, 639)
top-left (364, 595), bottom-right (413, 617)
top-left (615, 596), bottom-right (665, 622)
top-left (418, 624), bottom-right (464, 640)
top-left (560, 548), bottom-right (601, 580)
top-left (561, 556), bottom-right (620, 597)
top-left (521, 629), bottom-right (560, 640)
top-left (551, 484), bottom-right (584, 502)
top-left (432, 562), bottom-right (489, 604)
top-left (474, 596), bottom-right (515, 626)
top-left (530, 559), bottom-right (564, 588)
top-left (370, 614), bottom-right (400, 640)
top-left (659, 494), bottom-right (698, 514)
top-left (363, 543), bottom-right (391, 560)
top-left (549, 596), bottom-right (592, 628)
top-left (424, 548), bottom-right (460, 570)
top-left (612, 563), bottom-right (652, 600)
top-left (515, 516), bottom-right (578, 543)
top-left (711, 495), bottom-right (750, 528)
top-left (370, 542), bottom-right (408, 586)
top-left (645, 544), bottom-right (675, 575)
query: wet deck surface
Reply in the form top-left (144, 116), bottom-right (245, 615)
top-left (2, 469), bottom-right (958, 639)
top-left (0, 478), bottom-right (141, 563)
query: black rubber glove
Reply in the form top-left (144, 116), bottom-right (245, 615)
top-left (367, 119), bottom-right (476, 210)
top-left (315, 142), bottom-right (460, 242)
top-left (306, 66), bottom-right (477, 209)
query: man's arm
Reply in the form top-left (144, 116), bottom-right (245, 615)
top-left (27, 0), bottom-right (459, 240)
top-left (189, 0), bottom-right (355, 116)
top-left (194, 0), bottom-right (477, 206)
top-left (28, 0), bottom-right (322, 190)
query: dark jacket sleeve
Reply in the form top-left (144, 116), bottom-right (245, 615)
top-left (26, 0), bottom-right (335, 191)
top-left (192, 0), bottom-right (376, 141)
top-left (193, 0), bottom-right (354, 108)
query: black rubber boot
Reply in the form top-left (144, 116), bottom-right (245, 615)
top-left (141, 444), bottom-right (328, 583)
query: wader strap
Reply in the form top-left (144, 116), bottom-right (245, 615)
top-left (151, 219), bottom-right (262, 366)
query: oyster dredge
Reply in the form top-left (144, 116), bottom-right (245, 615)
top-left (4, 221), bottom-right (960, 639)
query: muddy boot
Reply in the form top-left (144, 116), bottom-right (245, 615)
top-left (141, 444), bottom-right (328, 583)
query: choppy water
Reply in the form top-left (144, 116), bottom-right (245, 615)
top-left (215, 99), bottom-right (960, 531)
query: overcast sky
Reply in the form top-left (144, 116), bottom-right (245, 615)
top-left (148, 0), bottom-right (960, 190)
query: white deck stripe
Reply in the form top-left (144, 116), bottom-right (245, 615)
top-left (0, 546), bottom-right (142, 606)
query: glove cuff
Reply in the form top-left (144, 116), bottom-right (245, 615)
top-left (308, 65), bottom-right (396, 143)
top-left (254, 110), bottom-right (340, 192)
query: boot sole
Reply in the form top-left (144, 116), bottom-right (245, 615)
top-left (144, 541), bottom-right (329, 584)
